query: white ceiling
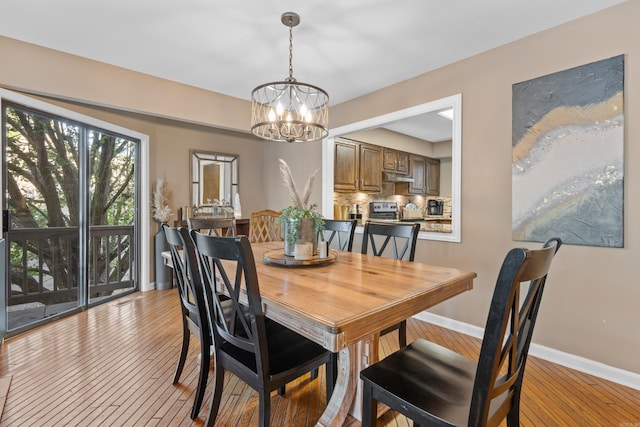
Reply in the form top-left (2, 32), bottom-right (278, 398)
top-left (0, 0), bottom-right (627, 141)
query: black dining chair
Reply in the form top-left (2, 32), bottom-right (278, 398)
top-left (361, 221), bottom-right (421, 348)
top-left (191, 232), bottom-right (335, 427)
top-left (163, 225), bottom-right (211, 419)
top-left (187, 217), bottom-right (236, 237)
top-left (320, 219), bottom-right (358, 252)
top-left (359, 237), bottom-right (562, 427)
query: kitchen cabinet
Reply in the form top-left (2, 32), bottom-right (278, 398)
top-left (382, 148), bottom-right (409, 174)
top-left (397, 155), bottom-right (440, 196)
top-left (405, 155), bottom-right (427, 195)
top-left (334, 138), bottom-right (382, 193)
top-left (425, 157), bottom-right (441, 196)
top-left (359, 143), bottom-right (382, 192)
top-left (334, 139), bottom-right (359, 192)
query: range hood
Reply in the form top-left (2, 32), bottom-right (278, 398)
top-left (382, 172), bottom-right (415, 183)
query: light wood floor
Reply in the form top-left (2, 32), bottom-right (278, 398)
top-left (1, 289), bottom-right (639, 426)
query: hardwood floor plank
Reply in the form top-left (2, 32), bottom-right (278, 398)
top-left (1, 290), bottom-right (639, 426)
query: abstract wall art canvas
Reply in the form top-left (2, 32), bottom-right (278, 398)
top-left (512, 55), bottom-right (624, 247)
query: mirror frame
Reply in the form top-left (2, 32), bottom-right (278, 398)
top-left (190, 150), bottom-right (239, 207)
top-left (321, 93), bottom-right (462, 242)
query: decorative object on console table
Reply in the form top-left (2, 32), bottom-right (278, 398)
top-left (279, 159), bottom-right (325, 256)
top-left (152, 177), bottom-right (173, 290)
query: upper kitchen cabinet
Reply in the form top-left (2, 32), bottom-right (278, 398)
top-left (398, 154), bottom-right (426, 195)
top-left (359, 143), bottom-right (382, 192)
top-left (334, 138), bottom-right (382, 193)
top-left (425, 157), bottom-right (441, 196)
top-left (397, 155), bottom-right (440, 196)
top-left (334, 138), bottom-right (359, 192)
top-left (382, 148), bottom-right (409, 175)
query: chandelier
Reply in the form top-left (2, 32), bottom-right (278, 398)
top-left (251, 12), bottom-right (329, 143)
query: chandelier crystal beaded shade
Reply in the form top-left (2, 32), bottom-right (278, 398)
top-left (251, 12), bottom-right (329, 143)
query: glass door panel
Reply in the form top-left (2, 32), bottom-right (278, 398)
top-left (87, 130), bottom-right (137, 303)
top-left (3, 105), bottom-right (81, 332)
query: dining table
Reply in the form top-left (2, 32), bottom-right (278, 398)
top-left (162, 240), bottom-right (476, 426)
top-left (248, 241), bottom-right (475, 426)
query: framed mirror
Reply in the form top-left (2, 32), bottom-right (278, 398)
top-left (322, 93), bottom-right (462, 242)
top-left (190, 150), bottom-right (238, 207)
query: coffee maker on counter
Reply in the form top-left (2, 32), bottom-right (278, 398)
top-left (427, 199), bottom-right (444, 216)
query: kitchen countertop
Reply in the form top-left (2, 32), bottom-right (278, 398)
top-left (364, 218), bottom-right (452, 233)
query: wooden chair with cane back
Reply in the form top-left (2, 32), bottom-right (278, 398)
top-left (248, 209), bottom-right (282, 243)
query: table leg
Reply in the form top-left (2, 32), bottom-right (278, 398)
top-left (350, 334), bottom-right (379, 419)
top-left (316, 334), bottom-right (379, 426)
top-left (316, 344), bottom-right (356, 427)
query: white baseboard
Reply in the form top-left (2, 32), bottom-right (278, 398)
top-left (413, 311), bottom-right (640, 391)
top-left (141, 281), bottom-right (155, 292)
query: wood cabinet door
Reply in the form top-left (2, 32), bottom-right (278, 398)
top-left (407, 155), bottom-right (426, 195)
top-left (425, 157), bottom-right (441, 196)
top-left (334, 139), bottom-right (359, 192)
top-left (396, 151), bottom-right (409, 174)
top-left (359, 143), bottom-right (382, 192)
top-left (382, 148), bottom-right (397, 172)
top-left (382, 148), bottom-right (410, 175)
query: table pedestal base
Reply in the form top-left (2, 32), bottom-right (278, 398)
top-left (317, 334), bottom-right (379, 426)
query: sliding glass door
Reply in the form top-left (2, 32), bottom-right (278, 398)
top-left (2, 100), bottom-right (140, 337)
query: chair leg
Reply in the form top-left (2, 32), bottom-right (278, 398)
top-left (398, 320), bottom-right (407, 348)
top-left (190, 340), bottom-right (210, 419)
top-left (506, 387), bottom-right (522, 427)
top-left (259, 388), bottom-right (271, 427)
top-left (361, 381), bottom-right (377, 427)
top-left (173, 323), bottom-right (190, 384)
top-left (205, 364), bottom-right (225, 427)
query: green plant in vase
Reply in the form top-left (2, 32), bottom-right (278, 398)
top-left (278, 159), bottom-right (324, 256)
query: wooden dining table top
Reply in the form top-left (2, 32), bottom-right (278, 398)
top-left (248, 241), bottom-right (476, 353)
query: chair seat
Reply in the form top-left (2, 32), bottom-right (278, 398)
top-left (219, 318), bottom-right (330, 380)
top-left (360, 338), bottom-right (476, 427)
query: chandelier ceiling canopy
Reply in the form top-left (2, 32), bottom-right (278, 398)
top-left (250, 12), bottom-right (329, 143)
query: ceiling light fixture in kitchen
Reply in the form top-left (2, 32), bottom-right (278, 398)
top-left (437, 108), bottom-right (454, 120)
top-left (250, 12), bottom-right (329, 143)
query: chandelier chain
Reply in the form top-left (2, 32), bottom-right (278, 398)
top-left (288, 24), bottom-right (294, 80)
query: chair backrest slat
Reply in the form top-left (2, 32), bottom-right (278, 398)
top-left (361, 221), bottom-right (420, 261)
top-left (321, 219), bottom-right (357, 252)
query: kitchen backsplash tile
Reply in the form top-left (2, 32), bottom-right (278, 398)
top-left (334, 189), bottom-right (451, 221)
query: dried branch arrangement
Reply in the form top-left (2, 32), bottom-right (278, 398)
top-left (152, 177), bottom-right (172, 223)
top-left (279, 158), bottom-right (319, 210)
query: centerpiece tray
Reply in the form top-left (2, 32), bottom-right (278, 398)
top-left (263, 248), bottom-right (337, 267)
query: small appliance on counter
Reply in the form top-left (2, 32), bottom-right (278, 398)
top-left (427, 199), bottom-right (444, 216)
top-left (369, 201), bottom-right (399, 220)
top-left (349, 204), bottom-right (363, 221)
